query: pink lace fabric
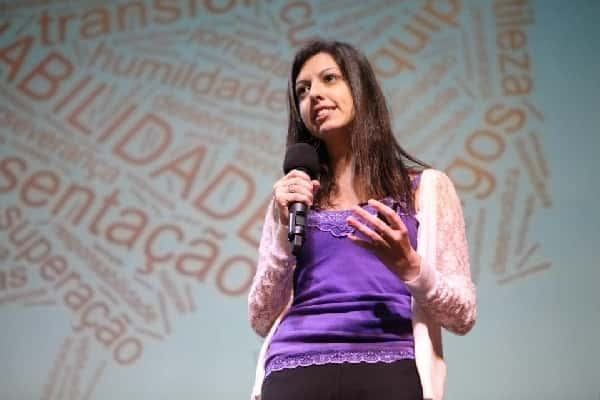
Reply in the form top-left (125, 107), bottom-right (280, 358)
top-left (405, 171), bottom-right (477, 335)
top-left (247, 201), bottom-right (295, 337)
top-left (248, 169), bottom-right (476, 337)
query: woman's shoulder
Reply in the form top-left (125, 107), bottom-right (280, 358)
top-left (413, 168), bottom-right (454, 186)
top-left (408, 168), bottom-right (437, 185)
top-left (411, 169), bottom-right (458, 211)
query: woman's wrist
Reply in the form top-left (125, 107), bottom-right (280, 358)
top-left (400, 251), bottom-right (422, 282)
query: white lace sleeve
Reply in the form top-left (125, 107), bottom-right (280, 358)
top-left (405, 170), bottom-right (477, 335)
top-left (247, 199), bottom-right (296, 337)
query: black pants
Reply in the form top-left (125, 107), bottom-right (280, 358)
top-left (261, 359), bottom-right (423, 400)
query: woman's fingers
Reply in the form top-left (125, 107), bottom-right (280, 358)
top-left (347, 200), bottom-right (410, 247)
top-left (272, 172), bottom-right (317, 224)
top-left (281, 179), bottom-right (314, 205)
top-left (366, 199), bottom-right (406, 231)
top-left (311, 180), bottom-right (321, 192)
top-left (347, 200), bottom-right (418, 279)
top-left (347, 232), bottom-right (371, 248)
top-left (286, 169), bottom-right (311, 180)
top-left (286, 177), bottom-right (314, 194)
top-left (348, 205), bottom-right (393, 242)
top-left (346, 214), bottom-right (388, 246)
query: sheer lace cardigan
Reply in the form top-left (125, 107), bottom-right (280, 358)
top-left (248, 169), bottom-right (477, 400)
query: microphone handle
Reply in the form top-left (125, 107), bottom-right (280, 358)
top-left (288, 202), bottom-right (308, 255)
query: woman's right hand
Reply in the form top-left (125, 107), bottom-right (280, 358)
top-left (272, 170), bottom-right (320, 225)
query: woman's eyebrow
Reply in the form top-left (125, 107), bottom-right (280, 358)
top-left (296, 67), bottom-right (339, 85)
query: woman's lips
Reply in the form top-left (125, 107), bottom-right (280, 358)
top-left (314, 107), bottom-right (334, 123)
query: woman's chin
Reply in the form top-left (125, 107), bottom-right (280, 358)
top-left (315, 123), bottom-right (345, 138)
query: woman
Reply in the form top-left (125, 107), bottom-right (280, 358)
top-left (248, 39), bottom-right (476, 400)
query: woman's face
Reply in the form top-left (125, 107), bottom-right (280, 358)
top-left (295, 52), bottom-right (355, 139)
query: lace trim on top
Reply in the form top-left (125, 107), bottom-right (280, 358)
top-left (265, 349), bottom-right (415, 376)
top-left (307, 198), bottom-right (412, 238)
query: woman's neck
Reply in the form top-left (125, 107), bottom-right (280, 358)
top-left (325, 147), bottom-right (364, 209)
top-left (324, 132), bottom-right (351, 177)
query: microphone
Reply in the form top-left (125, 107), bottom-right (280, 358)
top-left (282, 143), bottom-right (320, 255)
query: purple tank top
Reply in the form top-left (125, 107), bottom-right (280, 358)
top-left (265, 176), bottom-right (421, 376)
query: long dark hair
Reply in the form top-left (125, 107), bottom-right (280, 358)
top-left (286, 39), bottom-right (429, 211)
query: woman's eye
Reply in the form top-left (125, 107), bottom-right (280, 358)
top-left (296, 86), bottom-right (308, 97)
top-left (324, 74), bottom-right (337, 82)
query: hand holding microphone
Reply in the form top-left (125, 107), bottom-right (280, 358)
top-left (273, 144), bottom-right (320, 254)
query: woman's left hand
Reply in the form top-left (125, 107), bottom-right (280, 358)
top-left (346, 199), bottom-right (421, 282)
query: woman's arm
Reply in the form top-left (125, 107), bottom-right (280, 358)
top-left (247, 199), bottom-right (296, 337)
top-left (405, 170), bottom-right (477, 335)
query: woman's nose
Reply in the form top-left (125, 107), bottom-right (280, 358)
top-left (309, 83), bottom-right (324, 100)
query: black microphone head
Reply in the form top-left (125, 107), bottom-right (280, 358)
top-left (283, 143), bottom-right (320, 179)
